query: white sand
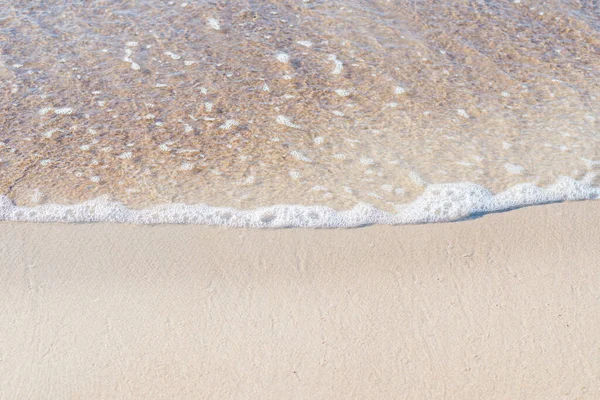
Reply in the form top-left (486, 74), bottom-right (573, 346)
top-left (1, 201), bottom-right (599, 399)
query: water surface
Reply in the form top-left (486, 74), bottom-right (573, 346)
top-left (1, 0), bottom-right (599, 224)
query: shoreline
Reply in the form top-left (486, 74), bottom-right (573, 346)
top-left (1, 200), bottom-right (599, 398)
top-left (1, 176), bottom-right (598, 227)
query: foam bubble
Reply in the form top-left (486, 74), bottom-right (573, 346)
top-left (207, 18), bottom-right (221, 30)
top-left (360, 158), bottom-right (374, 165)
top-left (1, 178), bottom-right (596, 227)
top-left (582, 158), bottom-right (600, 168)
top-left (328, 55), bottom-right (343, 75)
top-left (164, 51), bottom-right (181, 60)
top-left (275, 52), bottom-right (290, 63)
top-left (457, 109), bottom-right (470, 119)
top-left (30, 189), bottom-right (44, 204)
top-left (290, 150), bottom-right (312, 163)
top-left (42, 128), bottom-right (60, 138)
top-left (159, 142), bottom-right (172, 152)
top-left (54, 107), bottom-right (73, 115)
top-left (367, 192), bottom-right (383, 199)
top-left (505, 163), bottom-right (525, 174)
top-left (410, 172), bottom-right (427, 186)
top-left (276, 115), bottom-right (301, 129)
top-left (219, 119), bottom-right (239, 130)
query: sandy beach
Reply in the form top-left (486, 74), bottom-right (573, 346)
top-left (2, 1), bottom-right (599, 398)
top-left (1, 200), bottom-right (599, 399)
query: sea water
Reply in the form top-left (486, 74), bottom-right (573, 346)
top-left (1, 0), bottom-right (598, 226)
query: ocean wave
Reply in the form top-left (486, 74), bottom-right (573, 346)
top-left (1, 176), bottom-right (597, 228)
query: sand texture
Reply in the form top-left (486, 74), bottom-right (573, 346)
top-left (1, 201), bottom-right (599, 399)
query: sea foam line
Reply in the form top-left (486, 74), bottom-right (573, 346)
top-left (0, 177), bottom-right (598, 228)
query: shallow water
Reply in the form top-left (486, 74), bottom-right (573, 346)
top-left (1, 0), bottom-right (599, 224)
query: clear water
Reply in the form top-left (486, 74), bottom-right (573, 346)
top-left (1, 0), bottom-right (599, 225)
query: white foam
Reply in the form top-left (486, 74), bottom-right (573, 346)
top-left (297, 40), bottom-right (313, 48)
top-left (290, 150), bottom-right (312, 163)
top-left (1, 177), bottom-right (597, 228)
top-left (410, 171), bottom-right (427, 186)
top-left (505, 163), bottom-right (524, 174)
top-left (218, 119), bottom-right (239, 130)
top-left (275, 52), bottom-right (290, 63)
top-left (164, 51), bottom-right (181, 60)
top-left (457, 109), bottom-right (470, 119)
top-left (289, 170), bottom-right (301, 180)
top-left (30, 189), bottom-right (44, 204)
top-left (207, 18), bottom-right (221, 31)
top-left (276, 115), bottom-right (301, 129)
top-left (328, 55), bottom-right (343, 75)
top-left (42, 128), bottom-right (60, 138)
top-left (54, 107), bottom-right (73, 115)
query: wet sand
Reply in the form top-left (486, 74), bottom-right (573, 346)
top-left (1, 200), bottom-right (599, 399)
